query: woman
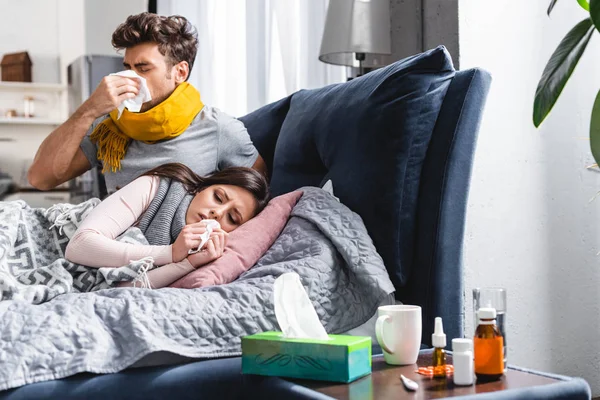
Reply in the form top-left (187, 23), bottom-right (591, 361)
top-left (65, 163), bottom-right (269, 288)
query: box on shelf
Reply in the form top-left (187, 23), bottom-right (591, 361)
top-left (1, 52), bottom-right (32, 82)
top-left (242, 331), bottom-right (371, 383)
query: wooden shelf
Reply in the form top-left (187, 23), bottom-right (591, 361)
top-left (0, 82), bottom-right (66, 92)
top-left (0, 117), bottom-right (62, 125)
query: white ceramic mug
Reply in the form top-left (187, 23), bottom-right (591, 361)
top-left (375, 305), bottom-right (422, 365)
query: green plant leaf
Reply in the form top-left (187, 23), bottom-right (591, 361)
top-left (533, 18), bottom-right (594, 127)
top-left (591, 0), bottom-right (600, 30)
top-left (578, 0), bottom-right (590, 11)
top-left (590, 90), bottom-right (600, 165)
top-left (548, 0), bottom-right (559, 15)
top-left (548, 0), bottom-right (589, 15)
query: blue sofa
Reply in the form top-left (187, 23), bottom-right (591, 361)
top-left (4, 47), bottom-right (585, 400)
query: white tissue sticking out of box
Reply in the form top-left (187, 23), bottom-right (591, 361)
top-left (109, 70), bottom-right (152, 119)
top-left (188, 219), bottom-right (221, 254)
top-left (273, 272), bottom-right (330, 340)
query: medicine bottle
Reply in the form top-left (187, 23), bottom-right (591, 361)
top-left (474, 307), bottom-right (504, 382)
top-left (452, 338), bottom-right (474, 386)
top-left (431, 317), bottom-right (447, 379)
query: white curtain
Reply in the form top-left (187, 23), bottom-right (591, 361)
top-left (157, 0), bottom-right (346, 117)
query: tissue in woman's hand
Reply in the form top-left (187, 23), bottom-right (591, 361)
top-left (109, 70), bottom-right (152, 118)
top-left (188, 219), bottom-right (220, 254)
top-left (273, 272), bottom-right (329, 340)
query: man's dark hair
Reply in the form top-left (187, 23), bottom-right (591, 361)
top-left (112, 12), bottom-right (198, 76)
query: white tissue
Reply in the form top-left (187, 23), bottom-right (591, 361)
top-left (109, 70), bottom-right (152, 119)
top-left (274, 272), bottom-right (330, 340)
top-left (188, 219), bottom-right (221, 254)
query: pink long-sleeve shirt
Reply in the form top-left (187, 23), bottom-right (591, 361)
top-left (65, 175), bottom-right (195, 288)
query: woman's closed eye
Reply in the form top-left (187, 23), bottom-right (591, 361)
top-left (214, 192), bottom-right (223, 203)
top-left (228, 213), bottom-right (237, 225)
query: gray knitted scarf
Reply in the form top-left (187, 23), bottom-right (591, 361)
top-left (136, 178), bottom-right (194, 246)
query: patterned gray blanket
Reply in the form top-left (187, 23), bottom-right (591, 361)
top-left (0, 187), bottom-right (395, 391)
top-left (0, 199), bottom-right (157, 303)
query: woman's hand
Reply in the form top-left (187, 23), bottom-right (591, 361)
top-left (186, 228), bottom-right (228, 268)
top-left (171, 222), bottom-right (210, 262)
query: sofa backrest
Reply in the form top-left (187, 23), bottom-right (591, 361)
top-left (407, 68), bottom-right (491, 344)
top-left (240, 48), bottom-right (491, 345)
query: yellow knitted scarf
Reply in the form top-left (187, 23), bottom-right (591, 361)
top-left (90, 82), bottom-right (204, 173)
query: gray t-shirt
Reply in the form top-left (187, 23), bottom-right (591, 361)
top-left (80, 105), bottom-right (259, 194)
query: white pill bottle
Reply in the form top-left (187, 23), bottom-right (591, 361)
top-left (452, 338), bottom-right (474, 386)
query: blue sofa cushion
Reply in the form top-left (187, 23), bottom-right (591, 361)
top-left (263, 46), bottom-right (455, 289)
top-left (238, 95), bottom-right (292, 179)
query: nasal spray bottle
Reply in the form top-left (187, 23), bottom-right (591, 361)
top-left (431, 317), bottom-right (447, 379)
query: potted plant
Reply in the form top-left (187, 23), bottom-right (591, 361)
top-left (533, 0), bottom-right (600, 164)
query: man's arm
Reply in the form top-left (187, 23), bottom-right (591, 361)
top-left (28, 76), bottom-right (140, 190)
top-left (252, 154), bottom-right (268, 177)
top-left (28, 109), bottom-right (96, 190)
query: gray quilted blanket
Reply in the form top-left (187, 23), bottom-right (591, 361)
top-left (0, 187), bottom-right (395, 391)
top-left (0, 199), bottom-right (160, 303)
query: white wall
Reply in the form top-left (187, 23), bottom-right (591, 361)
top-left (85, 0), bottom-right (147, 57)
top-left (460, 0), bottom-right (600, 394)
top-left (0, 0), bottom-right (64, 83)
top-left (57, 0), bottom-right (86, 84)
top-left (0, 0), bottom-right (146, 83)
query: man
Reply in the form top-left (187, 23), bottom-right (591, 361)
top-left (28, 12), bottom-right (266, 194)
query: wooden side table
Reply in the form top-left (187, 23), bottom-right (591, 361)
top-left (285, 350), bottom-right (591, 399)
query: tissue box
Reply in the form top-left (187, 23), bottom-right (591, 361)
top-left (242, 331), bottom-right (371, 383)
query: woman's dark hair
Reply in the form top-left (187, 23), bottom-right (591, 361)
top-left (143, 163), bottom-right (270, 216)
top-left (112, 12), bottom-right (198, 76)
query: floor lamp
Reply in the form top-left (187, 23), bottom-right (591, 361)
top-left (318, 0), bottom-right (392, 80)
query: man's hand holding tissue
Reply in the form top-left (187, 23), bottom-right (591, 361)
top-left (81, 75), bottom-right (141, 118)
top-left (172, 222), bottom-right (228, 265)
